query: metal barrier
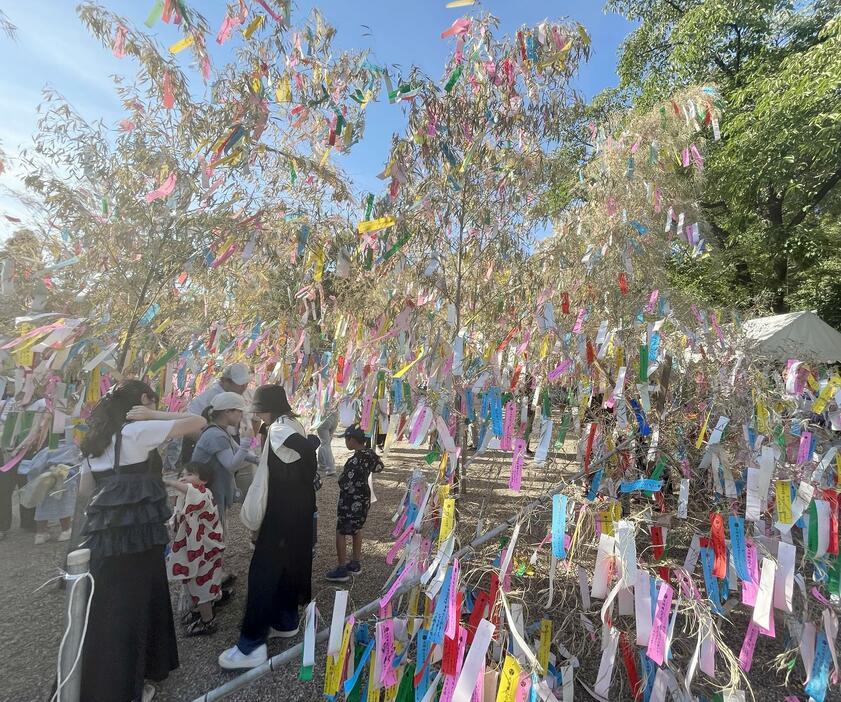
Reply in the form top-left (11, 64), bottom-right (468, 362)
top-left (188, 442), bottom-right (614, 702)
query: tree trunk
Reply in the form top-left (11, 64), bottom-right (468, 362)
top-left (767, 191), bottom-right (789, 313)
top-left (117, 267), bottom-right (156, 372)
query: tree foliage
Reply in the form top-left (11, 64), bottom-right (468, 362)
top-left (603, 0), bottom-right (841, 325)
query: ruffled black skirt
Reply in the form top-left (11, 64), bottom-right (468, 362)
top-left (80, 469), bottom-right (171, 560)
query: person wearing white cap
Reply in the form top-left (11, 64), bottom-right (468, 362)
top-left (177, 363), bottom-right (252, 465)
top-left (190, 392), bottom-right (259, 534)
top-left (187, 363), bottom-right (251, 417)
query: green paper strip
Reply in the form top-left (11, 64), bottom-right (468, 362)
top-left (444, 64), bottom-right (463, 93)
top-left (145, 0), bottom-right (164, 27)
top-left (150, 348), bottom-right (177, 374)
top-left (554, 412), bottom-right (570, 449)
top-left (395, 662), bottom-right (415, 702)
top-left (644, 456), bottom-right (667, 497)
top-left (298, 665), bottom-right (312, 682)
top-left (808, 501), bottom-right (819, 559)
top-left (639, 344), bottom-right (648, 381)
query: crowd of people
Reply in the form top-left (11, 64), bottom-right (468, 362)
top-left (0, 363), bottom-right (386, 702)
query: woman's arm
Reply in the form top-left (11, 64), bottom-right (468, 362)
top-left (78, 470), bottom-right (95, 500)
top-left (125, 406), bottom-right (206, 440)
top-left (213, 443), bottom-right (256, 474)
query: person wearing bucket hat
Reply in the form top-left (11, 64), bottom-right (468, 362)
top-left (191, 392), bottom-right (259, 533)
top-left (218, 385), bottom-right (321, 670)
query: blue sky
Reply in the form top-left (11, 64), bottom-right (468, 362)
top-left (0, 1), bottom-right (632, 230)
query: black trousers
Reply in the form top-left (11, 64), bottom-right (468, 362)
top-left (0, 467), bottom-right (35, 532)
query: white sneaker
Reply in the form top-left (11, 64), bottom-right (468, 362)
top-left (57, 529), bottom-right (72, 542)
top-left (34, 533), bottom-right (50, 545)
top-left (218, 644), bottom-right (267, 670)
top-left (142, 682), bottom-right (156, 702)
top-left (268, 626), bottom-right (299, 639)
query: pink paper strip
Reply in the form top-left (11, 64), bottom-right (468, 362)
top-left (386, 524), bottom-right (414, 565)
top-left (379, 559), bottom-right (417, 610)
top-left (145, 172), bottom-right (176, 203)
top-left (646, 582), bottom-right (673, 666)
top-left (509, 439), bottom-right (525, 492)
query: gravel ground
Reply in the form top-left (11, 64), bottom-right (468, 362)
top-left (0, 439), bottom-right (801, 701)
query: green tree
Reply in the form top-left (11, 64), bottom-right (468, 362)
top-left (604, 1), bottom-right (841, 325)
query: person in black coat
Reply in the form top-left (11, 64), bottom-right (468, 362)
top-left (218, 384), bottom-right (320, 670)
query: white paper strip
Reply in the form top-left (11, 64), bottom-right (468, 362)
top-left (683, 534), bottom-right (702, 573)
top-left (534, 419), bottom-right (554, 465)
top-left (302, 601), bottom-right (317, 667)
top-left (591, 534), bottom-right (616, 599)
top-left (773, 541), bottom-right (796, 613)
top-left (593, 627), bottom-right (619, 699)
top-left (677, 479), bottom-right (689, 519)
top-left (800, 621), bottom-right (817, 684)
top-left (752, 557), bottom-right (776, 631)
top-left (649, 666), bottom-right (669, 702)
top-left (634, 568), bottom-right (652, 646)
top-left (561, 664), bottom-right (574, 702)
top-left (615, 521), bottom-right (637, 587)
top-left (775, 481), bottom-right (814, 534)
top-left (708, 416), bottom-right (729, 444)
top-left (327, 590), bottom-right (348, 656)
top-left (812, 446), bottom-right (838, 485)
top-left (823, 608), bottom-right (840, 684)
top-left (452, 619), bottom-right (495, 702)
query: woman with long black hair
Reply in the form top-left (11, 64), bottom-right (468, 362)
top-left (77, 379), bottom-right (206, 702)
top-left (218, 384), bottom-right (319, 670)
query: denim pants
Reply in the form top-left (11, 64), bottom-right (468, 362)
top-left (316, 413), bottom-right (338, 473)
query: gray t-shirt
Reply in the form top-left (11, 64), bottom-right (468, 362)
top-left (192, 425), bottom-right (237, 511)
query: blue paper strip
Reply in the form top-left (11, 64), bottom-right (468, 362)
top-left (805, 631), bottom-right (831, 702)
top-left (552, 494), bottom-right (568, 559)
top-left (728, 516), bottom-right (751, 582)
top-left (620, 479), bottom-right (664, 493)
top-left (342, 639), bottom-right (376, 695)
top-left (587, 469), bottom-right (603, 501)
top-left (429, 566), bottom-right (453, 645)
top-left (699, 547), bottom-right (722, 614)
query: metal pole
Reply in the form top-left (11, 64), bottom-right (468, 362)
top-left (59, 548), bottom-right (91, 702)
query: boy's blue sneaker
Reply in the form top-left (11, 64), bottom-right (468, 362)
top-left (346, 560), bottom-right (362, 575)
top-left (326, 565), bottom-right (350, 583)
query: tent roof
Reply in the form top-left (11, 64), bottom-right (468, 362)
top-left (743, 311), bottom-right (841, 364)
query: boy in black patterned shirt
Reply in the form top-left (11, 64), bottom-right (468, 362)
top-left (325, 424), bottom-right (383, 583)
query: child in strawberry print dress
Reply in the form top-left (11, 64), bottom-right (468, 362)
top-left (165, 462), bottom-right (228, 636)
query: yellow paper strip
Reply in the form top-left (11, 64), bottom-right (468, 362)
top-left (538, 619), bottom-right (552, 672)
top-left (392, 347), bottom-right (424, 379)
top-left (495, 654), bottom-right (522, 702)
top-left (695, 410), bottom-right (711, 449)
top-left (243, 14), bottom-right (265, 39)
top-left (358, 215), bottom-right (397, 234)
top-left (154, 318), bottom-right (173, 335)
top-left (776, 480), bottom-right (792, 524)
top-left (446, 0), bottom-right (476, 7)
top-left (439, 497), bottom-right (456, 546)
top-left (169, 35), bottom-right (194, 53)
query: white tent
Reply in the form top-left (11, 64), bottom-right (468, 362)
top-left (743, 311), bottom-right (841, 364)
